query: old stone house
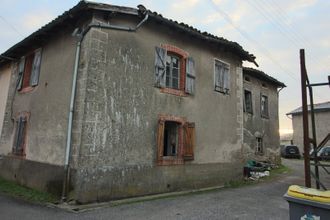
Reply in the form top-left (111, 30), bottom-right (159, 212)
top-left (242, 67), bottom-right (285, 163)
top-left (0, 2), bottom-right (282, 203)
top-left (287, 101), bottom-right (330, 153)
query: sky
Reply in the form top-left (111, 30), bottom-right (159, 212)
top-left (1, 0), bottom-right (329, 135)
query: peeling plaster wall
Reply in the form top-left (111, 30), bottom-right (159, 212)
top-left (73, 14), bottom-right (245, 203)
top-left (0, 64), bottom-right (11, 140)
top-left (242, 75), bottom-right (280, 163)
top-left (0, 28), bottom-right (76, 165)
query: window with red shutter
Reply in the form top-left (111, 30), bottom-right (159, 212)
top-left (17, 48), bottom-right (42, 92)
top-left (157, 114), bottom-right (195, 165)
top-left (183, 122), bottom-right (195, 160)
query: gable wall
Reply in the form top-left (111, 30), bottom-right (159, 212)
top-left (242, 73), bottom-right (280, 162)
top-left (72, 13), bottom-right (245, 202)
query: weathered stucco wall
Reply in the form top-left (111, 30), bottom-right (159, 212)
top-left (0, 29), bottom-right (76, 165)
top-left (292, 112), bottom-right (330, 153)
top-left (243, 74), bottom-right (280, 162)
top-left (72, 14), bottom-right (245, 203)
top-left (0, 64), bottom-right (12, 139)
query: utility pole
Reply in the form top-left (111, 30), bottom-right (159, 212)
top-left (300, 49), bottom-right (311, 188)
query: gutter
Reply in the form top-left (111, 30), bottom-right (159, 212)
top-left (61, 10), bottom-right (149, 202)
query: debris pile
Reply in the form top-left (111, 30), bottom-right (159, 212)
top-left (243, 160), bottom-right (277, 181)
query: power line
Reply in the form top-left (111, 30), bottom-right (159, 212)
top-left (207, 0), bottom-right (299, 81)
top-left (251, 0), bottom-right (330, 75)
top-left (0, 15), bottom-right (24, 38)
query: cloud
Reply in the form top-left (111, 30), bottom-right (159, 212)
top-left (171, 0), bottom-right (200, 10)
top-left (22, 10), bottom-right (55, 31)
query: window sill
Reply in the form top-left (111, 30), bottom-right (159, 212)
top-left (157, 157), bottom-right (184, 166)
top-left (9, 153), bottom-right (26, 159)
top-left (214, 88), bottom-right (229, 95)
top-left (160, 88), bottom-right (187, 97)
top-left (19, 86), bottom-right (35, 94)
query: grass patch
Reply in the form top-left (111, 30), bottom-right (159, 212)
top-left (225, 164), bottom-right (291, 188)
top-left (0, 177), bottom-right (58, 204)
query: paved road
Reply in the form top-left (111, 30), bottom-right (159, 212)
top-left (1, 159), bottom-right (326, 220)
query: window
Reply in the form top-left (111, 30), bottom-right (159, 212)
top-left (12, 113), bottom-right (29, 157)
top-left (17, 48), bottom-right (42, 92)
top-left (260, 95), bottom-right (269, 118)
top-left (154, 45), bottom-right (195, 96)
top-left (165, 54), bottom-right (180, 89)
top-left (244, 76), bottom-right (251, 82)
top-left (256, 137), bottom-right (263, 154)
top-left (214, 59), bottom-right (230, 94)
top-left (244, 90), bottom-right (253, 114)
top-left (157, 115), bottom-right (195, 165)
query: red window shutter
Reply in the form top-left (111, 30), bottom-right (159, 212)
top-left (157, 119), bottom-right (165, 161)
top-left (22, 53), bottom-right (34, 89)
top-left (183, 122), bottom-right (195, 160)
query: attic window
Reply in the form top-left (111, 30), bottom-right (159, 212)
top-left (244, 76), bottom-right (250, 82)
top-left (17, 49), bottom-right (42, 92)
top-left (262, 83), bottom-right (267, 88)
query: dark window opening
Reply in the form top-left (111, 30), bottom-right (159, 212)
top-left (244, 76), bottom-right (250, 82)
top-left (261, 95), bottom-right (269, 118)
top-left (256, 137), bottom-right (263, 154)
top-left (163, 121), bottom-right (179, 156)
top-left (244, 90), bottom-right (253, 114)
top-left (157, 115), bottom-right (195, 165)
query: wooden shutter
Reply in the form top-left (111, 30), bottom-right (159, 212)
top-left (157, 119), bottom-right (165, 161)
top-left (30, 49), bottom-right (42, 86)
top-left (214, 61), bottom-right (222, 91)
top-left (154, 46), bottom-right (167, 88)
top-left (223, 65), bottom-right (230, 93)
top-left (185, 57), bottom-right (195, 94)
top-left (14, 117), bottom-right (26, 155)
top-left (17, 57), bottom-right (25, 90)
top-left (22, 54), bottom-right (34, 89)
top-left (183, 122), bottom-right (195, 160)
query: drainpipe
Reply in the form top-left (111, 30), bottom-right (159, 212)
top-left (61, 11), bottom-right (149, 202)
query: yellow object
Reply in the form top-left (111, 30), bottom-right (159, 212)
top-left (287, 185), bottom-right (330, 203)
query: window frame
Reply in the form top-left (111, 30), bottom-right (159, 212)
top-left (157, 114), bottom-right (195, 165)
top-left (165, 53), bottom-right (181, 90)
top-left (12, 112), bottom-right (30, 158)
top-left (260, 94), bottom-right (269, 118)
top-left (17, 48), bottom-right (42, 93)
top-left (214, 58), bottom-right (230, 94)
top-left (256, 137), bottom-right (263, 154)
top-left (244, 89), bottom-right (253, 114)
top-left (154, 44), bottom-right (195, 96)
